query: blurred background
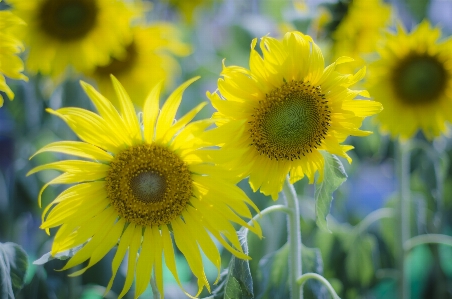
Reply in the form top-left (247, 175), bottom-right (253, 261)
top-left (1, 0), bottom-right (452, 298)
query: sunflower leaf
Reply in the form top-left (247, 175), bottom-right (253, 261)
top-left (255, 243), bottom-right (327, 298)
top-left (0, 242), bottom-right (29, 299)
top-left (203, 228), bottom-right (254, 299)
top-left (315, 152), bottom-right (347, 232)
top-left (33, 245), bottom-right (83, 265)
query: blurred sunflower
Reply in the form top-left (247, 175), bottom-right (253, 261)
top-left (88, 24), bottom-right (190, 109)
top-left (0, 9), bottom-right (27, 105)
top-left (319, 0), bottom-right (391, 72)
top-left (8, 0), bottom-right (134, 78)
top-left (368, 21), bottom-right (452, 139)
top-left (168, 0), bottom-right (216, 24)
top-left (28, 77), bottom-right (261, 298)
top-left (208, 31), bottom-right (382, 199)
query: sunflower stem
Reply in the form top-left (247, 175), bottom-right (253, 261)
top-left (397, 140), bottom-right (411, 299)
top-left (297, 273), bottom-right (340, 299)
top-left (282, 177), bottom-right (302, 299)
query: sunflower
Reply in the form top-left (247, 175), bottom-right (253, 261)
top-left (168, 0), bottom-right (216, 24)
top-left (87, 24), bottom-right (190, 109)
top-left (8, 0), bottom-right (134, 78)
top-left (322, 0), bottom-right (391, 72)
top-left (207, 31), bottom-right (382, 199)
top-left (28, 77), bottom-right (261, 298)
top-left (0, 9), bottom-right (27, 105)
top-left (368, 21), bottom-right (452, 139)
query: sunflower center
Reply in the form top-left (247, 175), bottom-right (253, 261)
top-left (106, 144), bottom-right (192, 226)
top-left (39, 0), bottom-right (98, 41)
top-left (394, 54), bottom-right (447, 104)
top-left (249, 81), bottom-right (331, 160)
top-left (95, 42), bottom-right (137, 76)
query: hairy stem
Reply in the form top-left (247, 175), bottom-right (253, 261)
top-left (282, 177), bottom-right (302, 299)
top-left (297, 272), bottom-right (340, 299)
top-left (397, 140), bottom-right (410, 299)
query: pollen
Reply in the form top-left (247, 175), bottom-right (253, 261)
top-left (248, 80), bottom-right (331, 160)
top-left (106, 144), bottom-right (192, 226)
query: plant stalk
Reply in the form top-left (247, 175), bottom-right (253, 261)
top-left (397, 140), bottom-right (410, 299)
top-left (282, 177), bottom-right (302, 299)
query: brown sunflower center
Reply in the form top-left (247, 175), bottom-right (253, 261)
top-left (38, 0), bottom-right (98, 41)
top-left (95, 41), bottom-right (138, 76)
top-left (249, 81), bottom-right (331, 161)
top-left (393, 54), bottom-right (448, 104)
top-left (106, 144), bottom-right (192, 226)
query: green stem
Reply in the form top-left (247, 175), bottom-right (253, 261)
top-left (353, 208), bottom-right (395, 236)
top-left (297, 273), bottom-right (340, 299)
top-left (282, 177), bottom-right (302, 299)
top-left (397, 140), bottom-right (410, 299)
top-left (150, 271), bottom-right (160, 299)
top-left (404, 234), bottom-right (452, 251)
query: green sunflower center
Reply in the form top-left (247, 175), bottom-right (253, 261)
top-left (106, 144), bottom-right (192, 226)
top-left (95, 42), bottom-right (137, 76)
top-left (393, 54), bottom-right (448, 104)
top-left (249, 81), bottom-right (331, 160)
top-left (39, 0), bottom-right (98, 41)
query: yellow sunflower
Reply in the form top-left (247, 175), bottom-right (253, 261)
top-left (8, 0), bottom-right (134, 78)
top-left (87, 24), bottom-right (190, 109)
top-left (368, 21), bottom-right (452, 139)
top-left (168, 0), bottom-right (216, 24)
top-left (0, 9), bottom-right (27, 105)
top-left (329, 0), bottom-right (391, 72)
top-left (28, 77), bottom-right (261, 298)
top-left (207, 31), bottom-right (382, 199)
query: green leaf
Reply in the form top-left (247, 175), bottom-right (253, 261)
top-left (0, 242), bottom-right (29, 298)
top-left (345, 235), bottom-right (376, 286)
top-left (315, 152), bottom-right (347, 232)
top-left (256, 243), bottom-right (290, 299)
top-left (203, 228), bottom-right (254, 299)
top-left (255, 243), bottom-right (326, 299)
top-left (301, 246), bottom-right (329, 298)
top-left (403, 0), bottom-right (430, 22)
top-left (34, 245), bottom-right (83, 265)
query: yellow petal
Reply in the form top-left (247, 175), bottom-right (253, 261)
top-left (61, 209), bottom-right (118, 271)
top-left (30, 141), bottom-right (113, 162)
top-left (134, 227), bottom-right (155, 299)
top-left (104, 223), bottom-right (136, 296)
top-left (69, 218), bottom-right (126, 276)
top-left (110, 75), bottom-right (141, 143)
top-left (160, 102), bottom-right (207, 144)
top-left (80, 81), bottom-right (132, 146)
top-left (143, 81), bottom-right (163, 144)
top-left (155, 77), bottom-right (200, 141)
top-left (118, 225), bottom-right (142, 299)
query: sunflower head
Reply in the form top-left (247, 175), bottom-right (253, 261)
top-left (208, 31), bottom-right (382, 199)
top-left (319, 0), bottom-right (391, 73)
top-left (368, 21), bottom-right (452, 139)
top-left (88, 24), bottom-right (191, 109)
top-left (28, 76), bottom-right (261, 298)
top-left (9, 0), bottom-right (135, 78)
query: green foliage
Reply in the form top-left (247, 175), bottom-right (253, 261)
top-left (403, 0), bottom-right (431, 22)
top-left (204, 229), bottom-right (253, 299)
top-left (34, 245), bottom-right (83, 265)
top-left (256, 243), bottom-right (290, 299)
top-left (315, 152), bottom-right (348, 232)
top-left (255, 243), bottom-right (326, 298)
top-left (344, 235), bottom-right (376, 286)
top-left (0, 242), bottom-right (29, 299)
